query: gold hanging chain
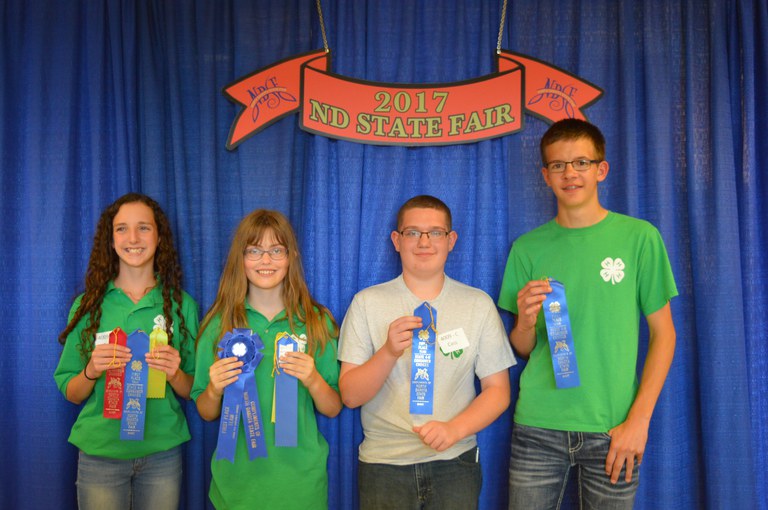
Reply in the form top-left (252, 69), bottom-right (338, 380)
top-left (496, 0), bottom-right (508, 54)
top-left (316, 0), bottom-right (330, 53)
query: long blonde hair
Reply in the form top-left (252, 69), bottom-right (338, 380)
top-left (198, 210), bottom-right (336, 355)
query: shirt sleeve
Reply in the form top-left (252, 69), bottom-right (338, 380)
top-left (637, 226), bottom-right (679, 316)
top-left (177, 293), bottom-right (199, 375)
top-left (497, 243), bottom-right (530, 314)
top-left (475, 293), bottom-right (516, 379)
top-left (191, 315), bottom-right (221, 402)
top-left (53, 296), bottom-right (86, 397)
top-left (337, 293), bottom-right (375, 365)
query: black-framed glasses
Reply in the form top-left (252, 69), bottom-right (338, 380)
top-left (545, 159), bottom-right (601, 173)
top-left (244, 247), bottom-right (288, 261)
top-left (399, 229), bottom-right (451, 240)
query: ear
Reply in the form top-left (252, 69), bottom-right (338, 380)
top-left (391, 230), bottom-right (401, 253)
top-left (541, 166), bottom-right (553, 188)
top-left (596, 160), bottom-right (609, 182)
top-left (447, 230), bottom-right (458, 252)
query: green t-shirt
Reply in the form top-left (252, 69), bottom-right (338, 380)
top-left (498, 212), bottom-right (677, 432)
top-left (191, 303), bottom-right (340, 510)
top-left (54, 281), bottom-right (199, 458)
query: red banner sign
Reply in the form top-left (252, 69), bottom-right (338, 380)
top-left (224, 49), bottom-right (602, 149)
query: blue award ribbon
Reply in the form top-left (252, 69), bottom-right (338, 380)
top-left (273, 334), bottom-right (298, 447)
top-left (542, 279), bottom-right (581, 389)
top-left (120, 330), bottom-right (150, 440)
top-left (410, 302), bottom-right (437, 415)
top-left (216, 328), bottom-right (267, 462)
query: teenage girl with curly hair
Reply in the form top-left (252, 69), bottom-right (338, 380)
top-left (55, 193), bottom-right (199, 510)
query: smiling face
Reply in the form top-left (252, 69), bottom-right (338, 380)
top-left (112, 201), bottom-right (159, 273)
top-left (391, 207), bottom-right (457, 280)
top-left (243, 228), bottom-right (289, 295)
top-left (542, 137), bottom-right (609, 214)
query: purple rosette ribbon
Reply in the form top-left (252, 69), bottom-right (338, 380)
top-left (215, 328), bottom-right (267, 462)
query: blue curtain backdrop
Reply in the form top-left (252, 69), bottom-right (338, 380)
top-left (1, 0), bottom-right (765, 508)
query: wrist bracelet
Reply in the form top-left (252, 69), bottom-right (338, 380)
top-left (83, 367), bottom-right (98, 381)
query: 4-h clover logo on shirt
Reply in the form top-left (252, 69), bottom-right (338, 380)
top-left (600, 257), bottom-right (625, 285)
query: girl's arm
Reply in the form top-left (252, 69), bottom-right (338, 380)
top-left (65, 343), bottom-right (132, 404)
top-left (279, 351), bottom-right (342, 417)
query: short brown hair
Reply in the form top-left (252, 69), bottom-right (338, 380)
top-left (540, 119), bottom-right (606, 163)
top-left (396, 195), bottom-right (452, 231)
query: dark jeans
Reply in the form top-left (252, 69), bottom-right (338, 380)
top-left (359, 447), bottom-right (482, 510)
top-left (508, 424), bottom-right (639, 510)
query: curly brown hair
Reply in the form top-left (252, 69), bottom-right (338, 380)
top-left (58, 193), bottom-right (191, 360)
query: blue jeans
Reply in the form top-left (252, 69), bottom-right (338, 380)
top-left (508, 424), bottom-right (639, 510)
top-left (77, 446), bottom-right (182, 510)
top-left (358, 447), bottom-right (482, 510)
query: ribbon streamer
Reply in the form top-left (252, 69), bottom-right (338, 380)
top-left (216, 329), bottom-right (267, 462)
top-left (103, 327), bottom-right (127, 419)
top-left (146, 326), bottom-right (168, 398)
top-left (273, 334), bottom-right (298, 447)
top-left (410, 302), bottom-right (437, 415)
top-left (542, 279), bottom-right (581, 389)
top-left (120, 330), bottom-right (149, 440)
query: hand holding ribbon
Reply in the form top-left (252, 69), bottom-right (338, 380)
top-left (89, 340), bottom-right (132, 378)
top-left (278, 350), bottom-right (316, 385)
top-left (145, 343), bottom-right (181, 376)
top-left (386, 315), bottom-right (423, 358)
top-left (208, 357), bottom-right (244, 396)
top-left (515, 279), bottom-right (552, 332)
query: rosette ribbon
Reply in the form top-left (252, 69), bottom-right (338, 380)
top-left (216, 328), bottom-right (267, 462)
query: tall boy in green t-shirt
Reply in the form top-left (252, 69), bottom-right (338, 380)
top-left (498, 119), bottom-right (677, 509)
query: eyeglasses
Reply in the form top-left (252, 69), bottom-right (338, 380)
top-left (545, 159), bottom-right (601, 173)
top-left (399, 229), bottom-right (451, 240)
top-left (244, 247), bottom-right (288, 261)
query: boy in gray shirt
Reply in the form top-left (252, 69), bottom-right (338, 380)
top-left (338, 195), bottom-right (516, 510)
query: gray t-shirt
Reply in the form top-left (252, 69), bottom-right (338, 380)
top-left (338, 274), bottom-right (516, 465)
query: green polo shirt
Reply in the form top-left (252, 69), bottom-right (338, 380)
top-left (54, 281), bottom-right (199, 459)
top-left (192, 303), bottom-right (339, 510)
